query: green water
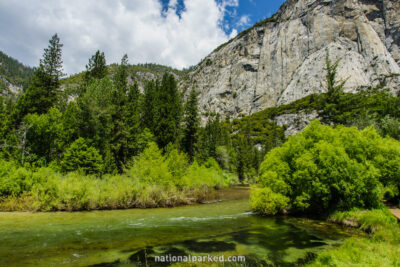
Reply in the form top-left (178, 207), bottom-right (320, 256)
top-left (0, 188), bottom-right (350, 266)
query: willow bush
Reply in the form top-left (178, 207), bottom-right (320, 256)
top-left (251, 120), bottom-right (400, 215)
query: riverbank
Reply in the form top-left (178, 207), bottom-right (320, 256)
top-left (308, 208), bottom-right (400, 266)
top-left (0, 144), bottom-right (238, 212)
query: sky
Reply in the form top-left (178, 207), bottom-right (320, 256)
top-left (0, 0), bottom-right (285, 75)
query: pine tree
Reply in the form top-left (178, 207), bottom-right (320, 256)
top-left (236, 135), bottom-right (253, 182)
top-left (197, 114), bottom-right (232, 163)
top-left (154, 73), bottom-right (182, 149)
top-left (113, 54), bottom-right (129, 92)
top-left (41, 33), bottom-right (64, 80)
top-left (15, 34), bottom-right (64, 117)
top-left (142, 80), bottom-right (158, 133)
top-left (110, 55), bottom-right (129, 171)
top-left (182, 89), bottom-right (200, 161)
top-left (85, 50), bottom-right (107, 81)
top-left (61, 137), bottom-right (103, 174)
top-left (320, 52), bottom-right (347, 123)
top-left (125, 83), bottom-right (142, 156)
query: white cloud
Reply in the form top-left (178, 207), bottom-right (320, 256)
top-left (0, 0), bottom-right (238, 74)
top-left (237, 15), bottom-right (251, 28)
top-left (229, 29), bottom-right (238, 39)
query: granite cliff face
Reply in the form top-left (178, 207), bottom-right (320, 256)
top-left (182, 0), bottom-right (400, 122)
top-left (0, 75), bottom-right (22, 97)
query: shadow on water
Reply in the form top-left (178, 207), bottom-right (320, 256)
top-left (90, 219), bottom-right (344, 266)
top-left (0, 187), bottom-right (350, 266)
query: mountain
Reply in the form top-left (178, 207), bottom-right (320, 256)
top-left (181, 0), bottom-right (400, 122)
top-left (0, 50), bottom-right (34, 96)
top-left (61, 63), bottom-right (187, 94)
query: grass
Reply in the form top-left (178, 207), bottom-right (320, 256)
top-left (308, 209), bottom-right (400, 266)
top-left (0, 144), bottom-right (237, 212)
top-left (328, 209), bottom-right (397, 233)
top-left (0, 169), bottom-right (232, 212)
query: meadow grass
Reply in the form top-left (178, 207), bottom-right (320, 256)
top-left (309, 209), bottom-right (400, 266)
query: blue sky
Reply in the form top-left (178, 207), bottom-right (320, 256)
top-left (218, 0), bottom-right (285, 34)
top-left (160, 0), bottom-right (286, 35)
top-left (0, 0), bottom-right (286, 73)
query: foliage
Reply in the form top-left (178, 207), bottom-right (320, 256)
top-left (250, 187), bottom-right (289, 215)
top-left (0, 144), bottom-right (237, 211)
top-left (251, 121), bottom-right (400, 215)
top-left (319, 53), bottom-right (346, 122)
top-left (40, 33), bottom-right (64, 79)
top-left (154, 73), bottom-right (183, 149)
top-left (182, 89), bottom-right (200, 161)
top-left (21, 108), bottom-right (63, 165)
top-left (309, 234), bottom-right (400, 267)
top-left (17, 67), bottom-right (58, 116)
top-left (198, 115), bottom-right (230, 161)
top-left (61, 138), bottom-right (103, 175)
top-left (0, 50), bottom-right (34, 89)
top-left (85, 50), bottom-right (107, 82)
top-left (126, 142), bottom-right (173, 187)
top-left (13, 34), bottom-right (64, 118)
top-left (142, 80), bottom-right (158, 133)
top-left (309, 208), bottom-right (400, 267)
top-left (0, 159), bottom-right (32, 196)
top-left (329, 209), bottom-right (397, 233)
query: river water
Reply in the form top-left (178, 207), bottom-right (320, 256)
top-left (0, 187), bottom-right (350, 266)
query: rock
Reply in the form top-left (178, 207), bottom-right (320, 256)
top-left (274, 110), bottom-right (319, 137)
top-left (0, 74), bottom-right (22, 97)
top-left (181, 0), bottom-right (400, 123)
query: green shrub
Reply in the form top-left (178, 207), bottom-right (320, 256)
top-left (30, 168), bottom-right (60, 211)
top-left (250, 187), bottom-right (289, 215)
top-left (126, 142), bottom-right (173, 187)
top-left (165, 148), bottom-right (190, 186)
top-left (61, 138), bottom-right (103, 174)
top-left (0, 143), bottom-right (237, 211)
top-left (252, 121), bottom-right (400, 215)
top-left (182, 160), bottom-right (225, 189)
top-left (0, 160), bottom-right (32, 196)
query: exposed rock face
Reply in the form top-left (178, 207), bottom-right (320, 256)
top-left (182, 0), bottom-right (400, 123)
top-left (0, 75), bottom-right (22, 97)
top-left (274, 110), bottom-right (319, 137)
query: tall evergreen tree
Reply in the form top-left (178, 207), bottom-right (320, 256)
top-left (197, 114), bottom-right (232, 163)
top-left (125, 83), bottom-right (142, 156)
top-left (110, 55), bottom-right (129, 171)
top-left (154, 73), bottom-right (182, 149)
top-left (182, 89), bottom-right (200, 161)
top-left (85, 50), bottom-right (107, 82)
top-left (41, 33), bottom-right (64, 80)
top-left (236, 135), bottom-right (254, 182)
top-left (113, 54), bottom-right (129, 92)
top-left (14, 34), bottom-right (64, 118)
top-left (142, 80), bottom-right (158, 133)
top-left (320, 52), bottom-right (346, 123)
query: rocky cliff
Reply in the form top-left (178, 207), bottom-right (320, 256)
top-left (182, 0), bottom-right (400, 122)
top-left (0, 74), bottom-right (22, 97)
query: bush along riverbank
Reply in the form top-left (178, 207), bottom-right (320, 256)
top-left (250, 121), bottom-right (400, 266)
top-left (0, 143), bottom-right (238, 211)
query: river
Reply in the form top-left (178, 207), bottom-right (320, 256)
top-left (0, 187), bottom-right (350, 266)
